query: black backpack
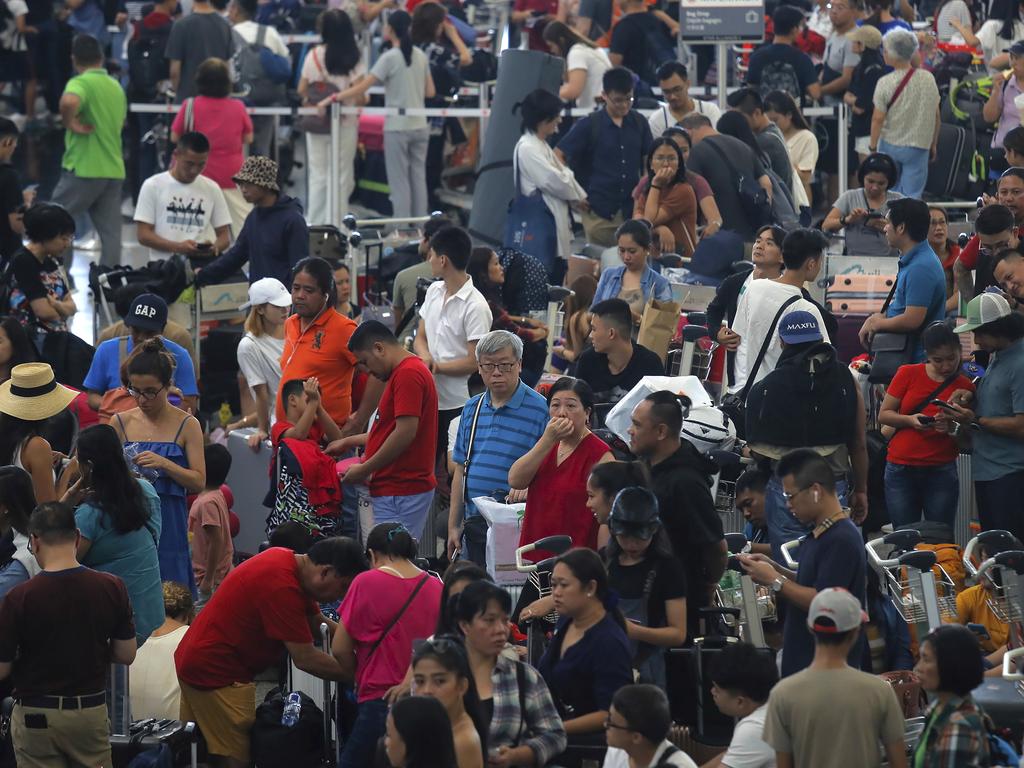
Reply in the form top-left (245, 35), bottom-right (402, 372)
top-left (250, 690), bottom-right (325, 768)
top-left (127, 16), bottom-right (171, 102)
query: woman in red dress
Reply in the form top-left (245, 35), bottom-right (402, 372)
top-left (510, 377), bottom-right (613, 561)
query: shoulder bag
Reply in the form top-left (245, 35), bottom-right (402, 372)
top-left (720, 294), bottom-right (801, 439)
top-left (704, 137), bottom-right (772, 229)
top-left (297, 48), bottom-right (339, 135)
top-left (459, 395), bottom-right (489, 555)
top-left (503, 145), bottom-right (558, 274)
top-left (867, 271), bottom-right (926, 384)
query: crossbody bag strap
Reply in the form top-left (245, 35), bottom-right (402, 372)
top-left (906, 371), bottom-right (962, 416)
top-left (462, 394), bottom-right (487, 507)
top-left (887, 67), bottom-right (916, 111)
top-left (184, 97), bottom-right (195, 132)
top-left (741, 294), bottom-right (801, 399)
top-left (704, 138), bottom-right (742, 188)
top-left (880, 268), bottom-right (900, 314)
top-left (514, 660), bottom-right (528, 741)
top-left (365, 573), bottom-right (431, 662)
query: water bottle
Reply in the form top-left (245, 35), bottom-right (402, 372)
top-left (281, 692), bottom-right (302, 727)
top-left (123, 442), bottom-right (159, 483)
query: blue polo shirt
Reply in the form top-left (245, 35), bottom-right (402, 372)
top-left (83, 335), bottom-right (199, 396)
top-left (974, 339), bottom-right (1024, 482)
top-left (781, 516), bottom-right (867, 677)
top-left (888, 241), bottom-right (947, 361)
top-left (557, 108), bottom-right (653, 221)
top-left (452, 381), bottom-right (548, 519)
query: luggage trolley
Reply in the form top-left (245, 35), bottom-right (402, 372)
top-left (514, 534), bottom-right (572, 665)
top-left (716, 533), bottom-right (775, 648)
top-left (866, 529), bottom-right (958, 636)
top-left (667, 312), bottom-right (719, 383)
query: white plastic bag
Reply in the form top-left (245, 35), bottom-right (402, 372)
top-left (604, 375), bottom-right (714, 446)
top-left (473, 496), bottom-right (527, 586)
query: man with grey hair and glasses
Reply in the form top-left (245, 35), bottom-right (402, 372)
top-left (448, 330), bottom-right (549, 565)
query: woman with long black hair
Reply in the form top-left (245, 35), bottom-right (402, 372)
top-left (318, 10), bottom-right (436, 217)
top-left (412, 635), bottom-right (486, 768)
top-left (299, 9), bottom-right (365, 225)
top-left (632, 137), bottom-right (697, 258)
top-left (71, 423), bottom-right (165, 644)
top-left (0, 466), bottom-right (38, 599)
top-left (764, 90), bottom-right (818, 219)
top-left (385, 696), bottom-right (459, 768)
top-left (0, 316), bottom-right (38, 385)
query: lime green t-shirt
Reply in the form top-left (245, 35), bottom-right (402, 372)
top-left (61, 68), bottom-right (127, 180)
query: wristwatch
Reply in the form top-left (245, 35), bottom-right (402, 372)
top-left (771, 575), bottom-right (788, 593)
top-left (839, 214), bottom-right (847, 227)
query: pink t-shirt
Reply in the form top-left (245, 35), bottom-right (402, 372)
top-left (188, 489), bottom-right (234, 587)
top-left (339, 569), bottom-right (442, 702)
top-left (171, 96), bottom-right (253, 189)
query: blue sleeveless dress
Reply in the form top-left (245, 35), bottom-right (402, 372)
top-left (117, 414), bottom-right (196, 597)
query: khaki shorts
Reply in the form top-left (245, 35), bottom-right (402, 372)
top-left (12, 701), bottom-right (110, 768)
top-left (580, 209), bottom-right (624, 248)
top-left (179, 681), bottom-right (256, 762)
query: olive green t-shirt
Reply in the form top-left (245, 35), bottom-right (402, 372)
top-left (61, 68), bottom-right (127, 180)
top-left (764, 666), bottom-right (906, 768)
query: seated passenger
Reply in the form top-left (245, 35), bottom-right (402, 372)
top-left (705, 642), bottom-right (778, 768)
top-left (129, 581), bottom-right (194, 720)
top-left (575, 299), bottom-right (664, 405)
top-left (602, 684), bottom-right (698, 768)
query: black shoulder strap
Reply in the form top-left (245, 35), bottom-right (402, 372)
top-left (462, 394), bottom-right (487, 506)
top-left (365, 573), bottom-right (431, 662)
top-left (880, 269), bottom-right (900, 315)
top-left (742, 294), bottom-right (802, 398)
top-left (906, 371), bottom-right (962, 416)
top-left (514, 660), bottom-right (528, 741)
top-left (655, 744), bottom-right (681, 767)
top-left (704, 136), bottom-right (742, 186)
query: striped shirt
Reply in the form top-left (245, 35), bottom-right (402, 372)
top-left (452, 382), bottom-right (548, 519)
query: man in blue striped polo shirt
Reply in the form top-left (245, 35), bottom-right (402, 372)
top-left (449, 331), bottom-right (549, 566)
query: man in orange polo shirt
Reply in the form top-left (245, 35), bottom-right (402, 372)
top-left (277, 256), bottom-right (359, 427)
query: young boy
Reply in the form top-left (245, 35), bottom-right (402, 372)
top-left (0, 117), bottom-right (29, 263)
top-left (271, 376), bottom-right (343, 448)
top-left (706, 641), bottom-right (778, 768)
top-left (188, 443), bottom-right (235, 604)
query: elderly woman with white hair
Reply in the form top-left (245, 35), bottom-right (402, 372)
top-left (447, 330), bottom-right (550, 567)
top-left (869, 28), bottom-right (941, 199)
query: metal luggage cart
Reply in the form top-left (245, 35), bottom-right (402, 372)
top-left (716, 534), bottom-right (775, 648)
top-left (514, 535), bottom-right (572, 665)
top-left (709, 446), bottom-right (753, 535)
top-left (866, 530), bottom-right (958, 635)
top-left (668, 312), bottom-right (718, 383)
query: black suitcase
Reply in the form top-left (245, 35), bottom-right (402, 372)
top-left (108, 665), bottom-right (199, 768)
top-left (972, 678), bottom-right (1024, 744)
top-left (926, 123), bottom-right (972, 199)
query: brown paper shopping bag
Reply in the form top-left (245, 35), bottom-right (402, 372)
top-left (637, 298), bottom-right (680, 364)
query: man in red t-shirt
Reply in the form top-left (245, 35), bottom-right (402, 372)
top-left (174, 539), bottom-right (367, 766)
top-left (334, 320), bottom-right (439, 538)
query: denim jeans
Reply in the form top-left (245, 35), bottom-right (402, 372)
top-left (879, 140), bottom-right (930, 200)
top-left (371, 490), bottom-right (435, 543)
top-left (884, 461), bottom-right (958, 529)
top-left (338, 698), bottom-right (388, 768)
top-left (766, 474), bottom-right (849, 563)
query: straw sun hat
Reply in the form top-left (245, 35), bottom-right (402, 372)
top-left (0, 363), bottom-right (77, 421)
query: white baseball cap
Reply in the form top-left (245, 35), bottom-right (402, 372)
top-left (954, 292), bottom-right (1012, 333)
top-left (240, 277), bottom-right (292, 311)
top-left (807, 587), bottom-right (868, 634)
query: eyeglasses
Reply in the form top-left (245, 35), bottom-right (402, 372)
top-left (781, 486), bottom-right (812, 502)
top-left (479, 362), bottom-right (517, 374)
top-left (603, 718), bottom-right (635, 732)
top-left (651, 155), bottom-right (679, 165)
top-left (606, 95), bottom-right (634, 107)
top-left (127, 385), bottom-right (166, 401)
top-left (979, 240), bottom-right (1012, 257)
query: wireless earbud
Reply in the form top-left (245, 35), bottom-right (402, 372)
top-left (814, 491), bottom-right (820, 502)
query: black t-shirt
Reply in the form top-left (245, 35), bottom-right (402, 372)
top-left (575, 342), bottom-right (664, 404)
top-left (608, 553), bottom-right (687, 630)
top-left (0, 566), bottom-right (136, 697)
top-left (609, 12), bottom-right (667, 80)
top-left (11, 247), bottom-right (59, 302)
top-left (0, 164), bottom-right (23, 262)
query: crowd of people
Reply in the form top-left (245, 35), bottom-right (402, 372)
top-left (2, 0), bottom-right (1024, 765)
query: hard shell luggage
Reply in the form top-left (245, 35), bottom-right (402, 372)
top-left (109, 665), bottom-right (199, 768)
top-left (825, 274), bottom-right (896, 315)
top-left (834, 312), bottom-right (870, 363)
top-left (926, 123), bottom-right (973, 199)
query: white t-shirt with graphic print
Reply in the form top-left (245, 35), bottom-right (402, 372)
top-left (134, 171), bottom-right (231, 260)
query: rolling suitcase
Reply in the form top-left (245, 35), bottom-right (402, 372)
top-left (825, 274), bottom-right (896, 315)
top-left (926, 123), bottom-right (972, 199)
top-left (834, 312), bottom-right (870, 363)
top-left (109, 665), bottom-right (199, 768)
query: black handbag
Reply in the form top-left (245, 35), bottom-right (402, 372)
top-left (868, 270), bottom-right (922, 385)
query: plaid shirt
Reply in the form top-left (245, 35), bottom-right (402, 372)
top-left (489, 655), bottom-right (566, 764)
top-left (913, 696), bottom-right (991, 768)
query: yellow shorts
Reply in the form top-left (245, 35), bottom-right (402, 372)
top-left (179, 681), bottom-right (256, 762)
